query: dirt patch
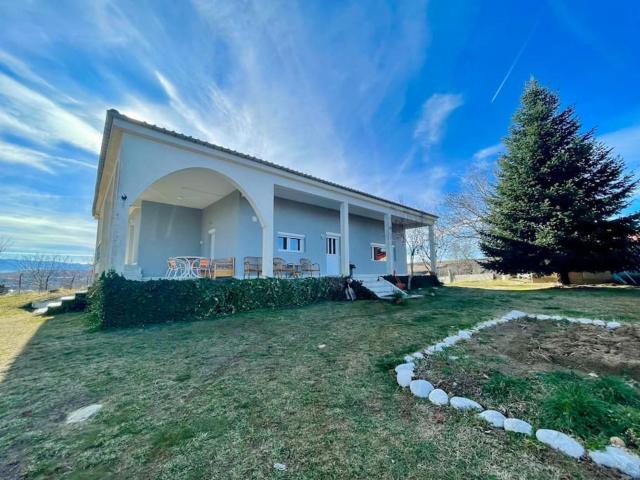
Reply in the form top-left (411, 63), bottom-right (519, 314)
top-left (462, 319), bottom-right (640, 381)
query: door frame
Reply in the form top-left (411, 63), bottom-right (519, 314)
top-left (325, 232), bottom-right (341, 276)
top-left (208, 228), bottom-right (215, 259)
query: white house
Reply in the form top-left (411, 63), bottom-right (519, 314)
top-left (92, 110), bottom-right (437, 281)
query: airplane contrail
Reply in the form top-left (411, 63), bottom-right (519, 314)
top-left (491, 19), bottom-right (540, 103)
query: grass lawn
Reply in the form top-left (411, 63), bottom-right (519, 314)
top-left (448, 278), bottom-right (558, 290)
top-left (1, 285), bottom-right (639, 479)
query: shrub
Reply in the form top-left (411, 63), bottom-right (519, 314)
top-left (88, 271), bottom-right (374, 329)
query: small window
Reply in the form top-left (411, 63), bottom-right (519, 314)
top-left (371, 244), bottom-right (387, 262)
top-left (326, 237), bottom-right (338, 255)
top-left (277, 233), bottom-right (304, 252)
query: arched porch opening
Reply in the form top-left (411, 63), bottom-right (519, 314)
top-left (125, 167), bottom-right (265, 279)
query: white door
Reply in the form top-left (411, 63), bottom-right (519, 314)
top-left (325, 235), bottom-right (340, 276)
top-left (208, 229), bottom-right (215, 258)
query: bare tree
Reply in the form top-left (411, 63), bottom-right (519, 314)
top-left (444, 166), bottom-right (494, 241)
top-left (403, 227), bottom-right (429, 278)
top-left (17, 254), bottom-right (69, 292)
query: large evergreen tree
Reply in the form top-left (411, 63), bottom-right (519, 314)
top-left (480, 80), bottom-right (640, 284)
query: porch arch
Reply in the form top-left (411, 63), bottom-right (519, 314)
top-left (117, 164), bottom-right (274, 278)
top-left (130, 166), bottom-right (269, 229)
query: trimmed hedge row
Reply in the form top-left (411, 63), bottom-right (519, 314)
top-left (88, 272), bottom-right (375, 329)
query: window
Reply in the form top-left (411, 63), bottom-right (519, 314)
top-left (371, 243), bottom-right (387, 262)
top-left (326, 237), bottom-right (338, 255)
top-left (277, 233), bottom-right (304, 252)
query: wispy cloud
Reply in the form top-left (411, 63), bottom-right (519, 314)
top-left (0, 140), bottom-right (96, 173)
top-left (473, 143), bottom-right (503, 160)
top-left (600, 124), bottom-right (640, 167)
top-left (0, 72), bottom-right (102, 152)
top-left (414, 93), bottom-right (463, 149)
top-left (0, 185), bottom-right (96, 256)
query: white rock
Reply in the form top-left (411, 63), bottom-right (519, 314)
top-left (607, 321), bottom-right (622, 330)
top-left (504, 310), bottom-right (526, 320)
top-left (409, 379), bottom-right (434, 398)
top-left (450, 397), bottom-right (482, 412)
top-left (443, 335), bottom-right (461, 346)
top-left (576, 318), bottom-right (594, 325)
top-left (424, 346), bottom-right (435, 355)
top-left (273, 463), bottom-right (287, 471)
top-left (593, 320), bottom-right (606, 327)
top-left (535, 314), bottom-right (551, 321)
top-left (412, 351), bottom-right (424, 359)
top-left (429, 389), bottom-right (449, 406)
top-left (536, 429), bottom-right (584, 459)
top-left (589, 445), bottom-right (640, 478)
top-left (504, 418), bottom-right (533, 436)
top-left (394, 362), bottom-right (415, 373)
top-left (404, 355), bottom-right (414, 362)
top-left (448, 356), bottom-right (459, 361)
top-left (478, 410), bottom-right (506, 428)
top-left (457, 330), bottom-right (472, 340)
top-left (397, 370), bottom-right (413, 387)
top-left (66, 404), bottom-right (103, 424)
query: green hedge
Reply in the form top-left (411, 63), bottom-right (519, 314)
top-left (88, 271), bottom-right (375, 329)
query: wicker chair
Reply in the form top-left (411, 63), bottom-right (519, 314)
top-left (196, 258), bottom-right (212, 278)
top-left (212, 257), bottom-right (235, 278)
top-left (300, 258), bottom-right (320, 277)
top-left (273, 257), bottom-right (289, 278)
top-left (243, 256), bottom-right (262, 278)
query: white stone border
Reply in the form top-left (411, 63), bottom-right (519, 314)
top-left (395, 310), bottom-right (639, 478)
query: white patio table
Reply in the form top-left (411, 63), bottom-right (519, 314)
top-left (173, 256), bottom-right (206, 279)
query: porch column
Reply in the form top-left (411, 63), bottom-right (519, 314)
top-left (260, 186), bottom-right (274, 278)
top-left (340, 201), bottom-right (350, 276)
top-left (384, 213), bottom-right (393, 275)
top-left (109, 164), bottom-right (129, 275)
top-left (428, 223), bottom-right (437, 274)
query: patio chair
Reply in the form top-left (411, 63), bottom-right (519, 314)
top-left (273, 257), bottom-right (289, 278)
top-left (196, 258), bottom-right (212, 278)
top-left (212, 257), bottom-right (235, 278)
top-left (165, 258), bottom-right (180, 279)
top-left (243, 256), bottom-right (262, 278)
top-left (300, 258), bottom-right (320, 277)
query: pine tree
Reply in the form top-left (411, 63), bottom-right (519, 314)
top-left (480, 80), bottom-right (640, 284)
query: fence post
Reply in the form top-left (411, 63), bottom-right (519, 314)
top-left (18, 273), bottom-right (22, 294)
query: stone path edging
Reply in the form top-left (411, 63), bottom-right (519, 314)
top-left (395, 310), bottom-right (640, 478)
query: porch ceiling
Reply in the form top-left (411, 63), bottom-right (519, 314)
top-left (138, 169), bottom-right (236, 209)
top-left (274, 185), bottom-right (430, 226)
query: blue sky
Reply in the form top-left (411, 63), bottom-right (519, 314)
top-left (0, 0), bottom-right (638, 260)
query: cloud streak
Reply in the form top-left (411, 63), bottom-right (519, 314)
top-left (491, 19), bottom-right (539, 103)
top-left (414, 93), bottom-right (464, 149)
top-left (0, 72), bottom-right (102, 152)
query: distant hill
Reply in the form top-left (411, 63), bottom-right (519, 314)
top-left (0, 259), bottom-right (93, 273)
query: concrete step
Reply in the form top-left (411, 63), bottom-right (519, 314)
top-left (353, 275), bottom-right (407, 299)
top-left (32, 291), bottom-right (88, 316)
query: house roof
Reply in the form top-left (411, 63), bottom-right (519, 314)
top-left (93, 109), bottom-right (437, 220)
